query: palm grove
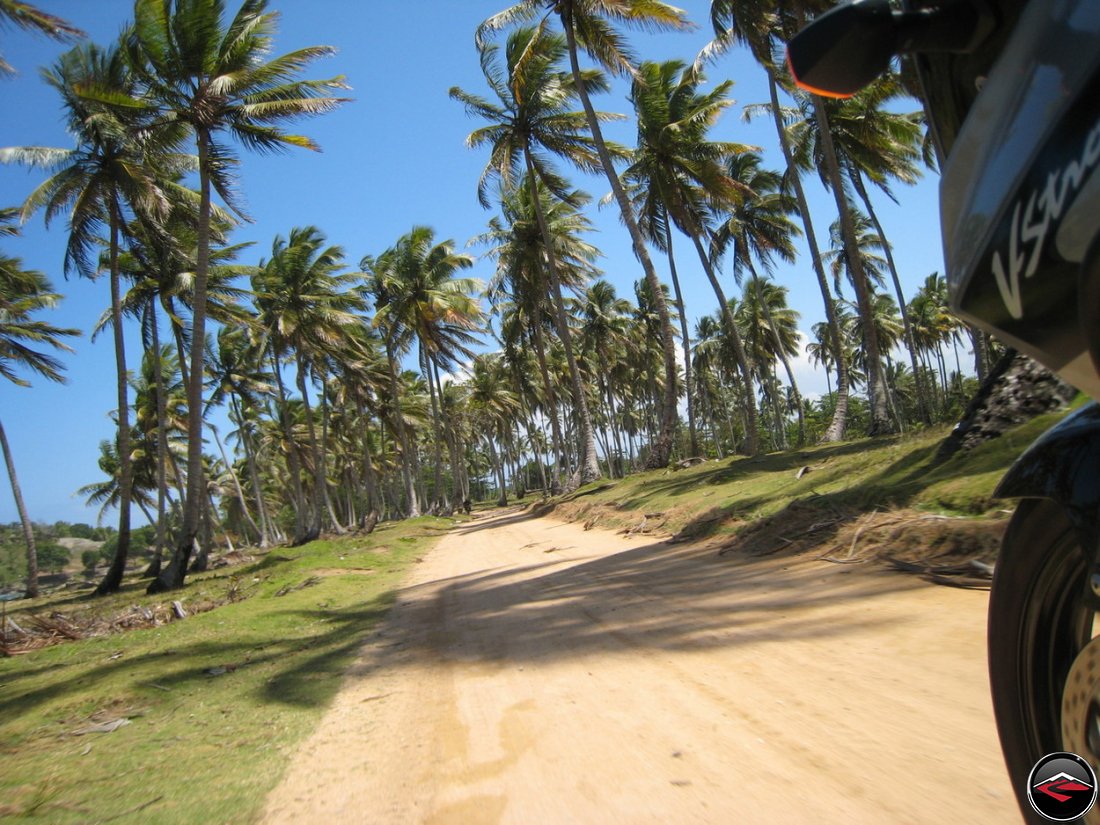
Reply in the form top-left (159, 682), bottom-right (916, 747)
top-left (1, 0), bottom-right (981, 598)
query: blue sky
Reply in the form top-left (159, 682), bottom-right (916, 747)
top-left (0, 0), bottom-right (946, 525)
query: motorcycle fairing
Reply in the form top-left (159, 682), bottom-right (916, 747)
top-left (996, 401), bottom-right (1100, 605)
top-left (941, 0), bottom-right (1100, 399)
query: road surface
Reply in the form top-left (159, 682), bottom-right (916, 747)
top-left (262, 508), bottom-right (1018, 824)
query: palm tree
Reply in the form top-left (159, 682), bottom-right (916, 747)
top-left (467, 353), bottom-right (521, 505)
top-left (706, 2), bottom-right (851, 442)
top-left (128, 0), bottom-right (349, 592)
top-left (0, 215), bottom-right (79, 596)
top-left (475, 180), bottom-right (601, 491)
top-left (451, 25), bottom-right (613, 484)
top-left (0, 0), bottom-right (83, 75)
top-left (622, 59), bottom-right (758, 455)
top-left (365, 227), bottom-right (482, 516)
top-left (478, 1), bottom-right (693, 469)
top-left (207, 326), bottom-right (273, 546)
top-left (370, 226), bottom-right (481, 515)
top-left (735, 278), bottom-right (801, 448)
top-left (710, 151), bottom-right (806, 445)
top-left (2, 40), bottom-right (178, 594)
top-left (580, 280), bottom-right (631, 475)
top-left (253, 226), bottom-right (365, 541)
top-left (785, 72), bottom-right (931, 423)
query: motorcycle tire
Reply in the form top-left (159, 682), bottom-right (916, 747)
top-left (988, 497), bottom-right (1096, 823)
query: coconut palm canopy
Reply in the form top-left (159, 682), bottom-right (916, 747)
top-left (0, 0), bottom-right (948, 538)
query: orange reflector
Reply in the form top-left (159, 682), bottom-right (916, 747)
top-left (785, 52), bottom-right (857, 100)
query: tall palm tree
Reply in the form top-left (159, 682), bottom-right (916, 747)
top-left (365, 228), bottom-right (482, 516)
top-left (0, 216), bottom-right (79, 597)
top-left (451, 25), bottom-right (612, 484)
top-left (2, 40), bottom-right (177, 594)
top-left (734, 277), bottom-right (800, 448)
top-left (710, 151), bottom-right (805, 445)
top-left (475, 180), bottom-right (601, 491)
top-left (706, 1), bottom-right (851, 442)
top-left (478, 1), bottom-right (693, 469)
top-left (253, 225), bottom-right (365, 541)
top-left (370, 226), bottom-right (481, 515)
top-left (623, 58), bottom-right (760, 455)
top-left (785, 72), bottom-right (931, 423)
top-left (467, 353), bottom-right (521, 505)
top-left (580, 279), bottom-right (631, 475)
top-left (207, 325), bottom-right (273, 546)
top-left (128, 0), bottom-right (349, 592)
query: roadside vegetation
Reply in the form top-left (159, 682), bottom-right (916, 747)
top-left (0, 516), bottom-right (452, 822)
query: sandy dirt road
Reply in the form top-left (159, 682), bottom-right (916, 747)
top-left (262, 508), bottom-right (1019, 824)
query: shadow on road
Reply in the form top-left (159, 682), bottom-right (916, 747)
top-left (344, 509), bottom-right (929, 678)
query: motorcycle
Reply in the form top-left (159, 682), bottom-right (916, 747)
top-left (787, 0), bottom-right (1100, 821)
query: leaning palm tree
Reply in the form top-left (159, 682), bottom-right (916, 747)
top-left (478, 1), bottom-right (693, 468)
top-left (370, 226), bottom-right (482, 515)
top-left (2, 40), bottom-right (178, 594)
top-left (0, 218), bottom-right (79, 597)
top-left (710, 151), bottom-right (806, 445)
top-left (128, 0), bottom-right (349, 592)
top-left (622, 58), bottom-right (759, 455)
top-left (474, 180), bottom-right (602, 491)
top-left (706, 1), bottom-right (851, 442)
top-left (784, 72), bottom-right (931, 423)
top-left (451, 25), bottom-right (613, 484)
top-left (253, 226), bottom-right (365, 542)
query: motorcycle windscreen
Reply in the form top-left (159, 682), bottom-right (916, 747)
top-left (941, 0), bottom-right (1100, 398)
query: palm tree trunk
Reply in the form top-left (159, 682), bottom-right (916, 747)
top-left (663, 224), bottom-right (698, 457)
top-left (232, 396), bottom-right (272, 548)
top-left (767, 74), bottom-right (850, 442)
top-left (851, 171), bottom-right (930, 425)
top-left (530, 320), bottom-right (566, 491)
top-left (317, 375), bottom-right (345, 532)
top-left (421, 345), bottom-right (447, 514)
top-left (209, 423), bottom-right (260, 544)
top-left (486, 434), bottom-right (507, 507)
top-left (597, 350), bottom-right (625, 477)
top-left (0, 415), bottom-right (38, 597)
top-left (560, 6), bottom-right (678, 468)
top-left (809, 96), bottom-right (893, 435)
top-left (385, 342), bottom-right (420, 518)
top-left (687, 231), bottom-right (759, 454)
top-left (147, 302), bottom-right (168, 577)
top-left (270, 348), bottom-right (310, 540)
top-left (98, 212), bottom-right (132, 596)
top-left (746, 260), bottom-right (806, 446)
top-left (149, 134), bottom-right (212, 593)
top-left (521, 149), bottom-right (600, 485)
top-left (294, 353), bottom-right (325, 541)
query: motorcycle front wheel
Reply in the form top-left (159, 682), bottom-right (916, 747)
top-left (989, 497), bottom-right (1098, 823)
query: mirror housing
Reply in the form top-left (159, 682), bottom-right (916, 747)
top-left (787, 0), bottom-right (996, 98)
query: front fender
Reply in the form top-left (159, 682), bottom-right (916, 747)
top-left (996, 402), bottom-right (1100, 549)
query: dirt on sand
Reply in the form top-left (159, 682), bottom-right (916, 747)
top-left (262, 508), bottom-right (1018, 824)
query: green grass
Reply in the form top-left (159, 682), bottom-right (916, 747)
top-left (0, 516), bottom-right (457, 823)
top-left (541, 403), bottom-right (1083, 542)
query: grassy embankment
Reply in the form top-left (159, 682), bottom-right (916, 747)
top-left (539, 402), bottom-right (1083, 561)
top-left (0, 516), bottom-right (456, 823)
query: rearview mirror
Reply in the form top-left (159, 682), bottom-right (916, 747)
top-left (787, 0), bottom-right (897, 98)
top-left (786, 0), bottom-right (996, 98)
